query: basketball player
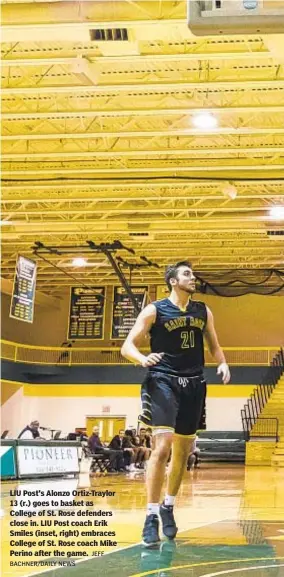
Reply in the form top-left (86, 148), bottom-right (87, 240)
top-left (121, 261), bottom-right (230, 547)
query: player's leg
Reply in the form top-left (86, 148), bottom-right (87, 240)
top-left (146, 430), bottom-right (173, 502)
top-left (140, 372), bottom-right (179, 547)
top-left (167, 433), bottom-right (196, 494)
top-left (160, 376), bottom-right (206, 539)
top-left (159, 433), bottom-right (195, 539)
top-left (142, 429), bottom-right (174, 547)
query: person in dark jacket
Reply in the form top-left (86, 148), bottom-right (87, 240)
top-left (124, 429), bottom-right (147, 470)
top-left (88, 426), bottom-right (124, 471)
top-left (109, 429), bottom-right (137, 471)
top-left (108, 429), bottom-right (124, 451)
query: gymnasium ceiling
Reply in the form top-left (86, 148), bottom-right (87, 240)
top-left (1, 0), bottom-right (284, 296)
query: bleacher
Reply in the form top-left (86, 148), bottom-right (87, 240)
top-left (197, 431), bottom-right (245, 463)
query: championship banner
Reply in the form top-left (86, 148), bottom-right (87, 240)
top-left (9, 255), bottom-right (37, 323)
top-left (111, 286), bottom-right (148, 339)
top-left (68, 286), bottom-right (105, 339)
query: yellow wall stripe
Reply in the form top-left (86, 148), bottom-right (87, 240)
top-left (23, 384), bottom-right (141, 397)
top-left (207, 385), bottom-right (256, 398)
top-left (1, 380), bottom-right (256, 399)
top-left (22, 384), bottom-right (256, 398)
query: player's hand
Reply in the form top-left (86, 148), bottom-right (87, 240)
top-left (217, 363), bottom-right (231, 384)
top-left (141, 353), bottom-right (164, 368)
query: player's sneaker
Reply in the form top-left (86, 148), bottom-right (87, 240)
top-left (159, 502), bottom-right (178, 539)
top-left (142, 514), bottom-right (160, 547)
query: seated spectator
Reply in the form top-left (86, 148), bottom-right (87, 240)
top-left (88, 426), bottom-right (105, 452)
top-left (124, 429), bottom-right (148, 470)
top-left (125, 429), bottom-right (150, 470)
top-left (120, 430), bottom-right (139, 471)
top-left (137, 428), bottom-right (151, 468)
top-left (139, 427), bottom-right (152, 449)
top-left (134, 435), bottom-right (141, 446)
top-left (88, 426), bottom-right (124, 472)
top-left (124, 429), bottom-right (136, 445)
top-left (187, 435), bottom-right (200, 470)
top-left (109, 429), bottom-right (124, 451)
top-left (18, 420), bottom-right (41, 440)
top-left (109, 429), bottom-right (134, 470)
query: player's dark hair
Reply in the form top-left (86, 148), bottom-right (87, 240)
top-left (165, 261), bottom-right (192, 291)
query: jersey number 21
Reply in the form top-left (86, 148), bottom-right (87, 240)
top-left (181, 330), bottom-right (195, 349)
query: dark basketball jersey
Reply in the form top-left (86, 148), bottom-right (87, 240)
top-left (149, 298), bottom-right (207, 376)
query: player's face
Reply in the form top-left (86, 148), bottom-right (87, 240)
top-left (175, 266), bottom-right (196, 293)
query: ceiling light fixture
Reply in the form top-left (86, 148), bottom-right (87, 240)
top-left (192, 111), bottom-right (218, 130)
top-left (222, 182), bottom-right (238, 200)
top-left (72, 257), bottom-right (87, 267)
top-left (269, 206), bottom-right (284, 220)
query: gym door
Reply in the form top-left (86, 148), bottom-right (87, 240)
top-left (86, 416), bottom-right (126, 442)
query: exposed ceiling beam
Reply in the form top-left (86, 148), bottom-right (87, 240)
top-left (3, 128), bottom-right (284, 141)
top-left (2, 166), bottom-right (284, 177)
top-left (1, 206), bottom-right (281, 216)
top-left (2, 147), bottom-right (284, 161)
top-left (3, 79), bottom-right (284, 95)
top-left (1, 51), bottom-right (273, 67)
top-left (3, 106), bottom-right (284, 120)
top-left (2, 180), bottom-right (283, 190)
top-left (2, 194), bottom-right (283, 204)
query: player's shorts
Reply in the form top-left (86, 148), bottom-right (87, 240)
top-left (139, 370), bottom-right (206, 436)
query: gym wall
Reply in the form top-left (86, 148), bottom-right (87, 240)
top-left (1, 290), bottom-right (284, 347)
top-left (1, 289), bottom-right (283, 436)
top-left (1, 380), bottom-right (255, 437)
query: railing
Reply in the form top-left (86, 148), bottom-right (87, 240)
top-left (0, 340), bottom-right (280, 366)
top-left (241, 348), bottom-right (283, 442)
top-left (242, 417), bottom-right (279, 443)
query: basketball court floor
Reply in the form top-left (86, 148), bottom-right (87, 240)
top-left (2, 464), bottom-right (284, 577)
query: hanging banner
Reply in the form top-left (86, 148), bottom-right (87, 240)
top-left (68, 286), bottom-right (105, 339)
top-left (111, 286), bottom-right (148, 339)
top-left (10, 255), bottom-right (37, 323)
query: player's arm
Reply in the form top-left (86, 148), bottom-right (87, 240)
top-left (121, 304), bottom-right (164, 368)
top-left (204, 306), bottom-right (231, 384)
